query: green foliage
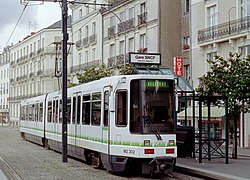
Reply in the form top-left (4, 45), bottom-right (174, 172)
top-left (117, 64), bottom-right (135, 75)
top-left (196, 52), bottom-right (250, 114)
top-left (76, 64), bottom-right (113, 84)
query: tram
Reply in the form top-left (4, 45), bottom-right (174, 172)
top-left (20, 74), bottom-right (177, 175)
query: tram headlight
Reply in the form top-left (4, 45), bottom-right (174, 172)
top-left (169, 140), bottom-right (175, 146)
top-left (144, 140), bottom-right (150, 146)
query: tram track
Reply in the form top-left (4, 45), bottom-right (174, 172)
top-left (0, 156), bottom-right (23, 180)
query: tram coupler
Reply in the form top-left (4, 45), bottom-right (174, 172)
top-left (149, 156), bottom-right (174, 175)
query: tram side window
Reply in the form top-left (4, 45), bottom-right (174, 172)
top-left (47, 101), bottom-right (52, 123)
top-left (116, 91), bottom-right (127, 126)
top-left (25, 105), bottom-right (29, 121)
top-left (67, 98), bottom-right (71, 124)
top-left (104, 91), bottom-right (109, 127)
top-left (35, 103), bottom-right (39, 121)
top-left (59, 100), bottom-right (62, 123)
top-left (82, 95), bottom-right (90, 125)
top-left (29, 105), bottom-right (34, 121)
top-left (92, 93), bottom-right (101, 126)
top-left (39, 103), bottom-right (43, 122)
top-left (20, 106), bottom-right (25, 121)
top-left (72, 96), bottom-right (76, 124)
top-left (77, 95), bottom-right (81, 124)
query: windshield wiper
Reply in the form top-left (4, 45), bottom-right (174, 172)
top-left (143, 116), bottom-right (162, 141)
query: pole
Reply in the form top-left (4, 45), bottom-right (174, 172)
top-left (62, 0), bottom-right (68, 163)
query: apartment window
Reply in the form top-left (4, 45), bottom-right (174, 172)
top-left (184, 64), bottom-right (190, 81)
top-left (207, 52), bottom-right (217, 72)
top-left (207, 5), bottom-right (217, 27)
top-left (241, 0), bottom-right (250, 17)
top-left (79, 9), bottom-right (82, 18)
top-left (92, 22), bottom-right (96, 35)
top-left (92, 48), bottom-right (96, 61)
top-left (119, 40), bottom-right (125, 55)
top-left (128, 38), bottom-right (134, 52)
top-left (183, 36), bottom-right (190, 50)
top-left (140, 34), bottom-right (146, 48)
top-left (239, 45), bottom-right (250, 56)
top-left (85, 50), bottom-right (89, 63)
top-left (110, 16), bottom-right (116, 27)
top-left (129, 7), bottom-right (134, 20)
top-left (184, 0), bottom-right (190, 14)
top-left (140, 2), bottom-right (146, 14)
top-left (85, 5), bottom-right (89, 14)
top-left (85, 25), bottom-right (89, 38)
top-left (110, 44), bottom-right (115, 58)
top-left (120, 11), bottom-right (125, 22)
top-left (78, 53), bottom-right (82, 64)
top-left (78, 28), bottom-right (82, 40)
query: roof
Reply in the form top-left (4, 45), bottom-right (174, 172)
top-left (177, 106), bottom-right (225, 119)
top-left (46, 15), bottom-right (72, 29)
top-left (133, 66), bottom-right (193, 92)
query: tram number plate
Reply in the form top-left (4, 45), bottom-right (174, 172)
top-left (123, 149), bottom-right (135, 154)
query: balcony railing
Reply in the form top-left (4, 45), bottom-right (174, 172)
top-left (118, 18), bottom-right (135, 33)
top-left (89, 34), bottom-right (97, 44)
top-left (82, 37), bottom-right (89, 47)
top-left (76, 40), bottom-right (82, 49)
top-left (108, 57), bottom-right (115, 67)
top-left (108, 26), bottom-right (115, 37)
top-left (70, 60), bottom-right (101, 73)
top-left (198, 16), bottom-right (250, 44)
top-left (138, 12), bottom-right (147, 26)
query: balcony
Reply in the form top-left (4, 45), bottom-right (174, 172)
top-left (108, 57), bottom-right (115, 67)
top-left (138, 12), bottom-right (147, 26)
top-left (70, 59), bottom-right (101, 73)
top-left (76, 40), bottom-right (82, 49)
top-left (82, 37), bottom-right (89, 47)
top-left (108, 26), bottom-right (115, 38)
top-left (198, 16), bottom-right (250, 44)
top-left (117, 18), bottom-right (135, 33)
top-left (89, 34), bottom-right (97, 44)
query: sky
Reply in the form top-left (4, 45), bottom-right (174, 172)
top-left (0, 1), bottom-right (62, 52)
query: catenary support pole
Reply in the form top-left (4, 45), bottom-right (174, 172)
top-left (62, 0), bottom-right (68, 163)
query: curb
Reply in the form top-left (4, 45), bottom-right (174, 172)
top-left (175, 163), bottom-right (249, 180)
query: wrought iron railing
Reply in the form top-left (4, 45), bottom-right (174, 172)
top-left (198, 16), bottom-right (250, 43)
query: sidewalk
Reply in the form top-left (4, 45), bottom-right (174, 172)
top-left (176, 147), bottom-right (250, 180)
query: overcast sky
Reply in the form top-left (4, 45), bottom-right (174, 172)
top-left (0, 1), bottom-right (62, 52)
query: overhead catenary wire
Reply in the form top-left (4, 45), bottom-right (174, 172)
top-left (5, 3), bottom-right (29, 48)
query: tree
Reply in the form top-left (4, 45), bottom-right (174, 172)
top-left (196, 52), bottom-right (250, 158)
top-left (76, 64), bottom-right (113, 84)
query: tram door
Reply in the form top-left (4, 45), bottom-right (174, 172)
top-left (102, 88), bottom-right (110, 155)
top-left (72, 92), bottom-right (81, 147)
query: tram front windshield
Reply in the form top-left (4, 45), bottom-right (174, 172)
top-left (130, 79), bottom-right (174, 134)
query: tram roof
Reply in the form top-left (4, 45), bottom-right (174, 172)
top-left (133, 66), bottom-right (193, 93)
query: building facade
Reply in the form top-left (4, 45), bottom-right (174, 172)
top-left (0, 46), bottom-right (10, 124)
top-left (191, 0), bottom-right (250, 147)
top-left (9, 19), bottom-right (72, 126)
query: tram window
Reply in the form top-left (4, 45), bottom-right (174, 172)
top-left (82, 95), bottom-right (90, 125)
top-left (47, 101), bottom-right (52, 123)
top-left (72, 96), bottom-right (76, 124)
top-left (59, 100), bottom-right (62, 123)
top-left (39, 103), bottom-right (43, 122)
top-left (55, 99), bottom-right (58, 123)
top-left (103, 91), bottom-right (109, 127)
top-left (25, 105), bottom-right (29, 121)
top-left (77, 95), bottom-right (81, 124)
top-left (116, 91), bottom-right (127, 126)
top-left (35, 103), bottom-right (39, 122)
top-left (92, 93), bottom-right (101, 126)
top-left (29, 105), bottom-right (33, 121)
top-left (67, 98), bottom-right (71, 124)
top-left (20, 106), bottom-right (25, 121)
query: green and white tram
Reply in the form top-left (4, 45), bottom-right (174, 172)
top-left (20, 74), bottom-right (177, 175)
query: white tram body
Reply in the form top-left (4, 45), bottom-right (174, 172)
top-left (20, 74), bottom-right (177, 175)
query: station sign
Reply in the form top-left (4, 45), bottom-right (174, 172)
top-left (129, 52), bottom-right (161, 65)
top-left (173, 57), bottom-right (183, 76)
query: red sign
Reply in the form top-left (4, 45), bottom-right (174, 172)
top-left (174, 57), bottom-right (183, 76)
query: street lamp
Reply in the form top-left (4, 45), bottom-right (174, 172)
top-left (228, 7), bottom-right (236, 35)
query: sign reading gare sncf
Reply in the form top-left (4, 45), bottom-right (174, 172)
top-left (174, 57), bottom-right (183, 76)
